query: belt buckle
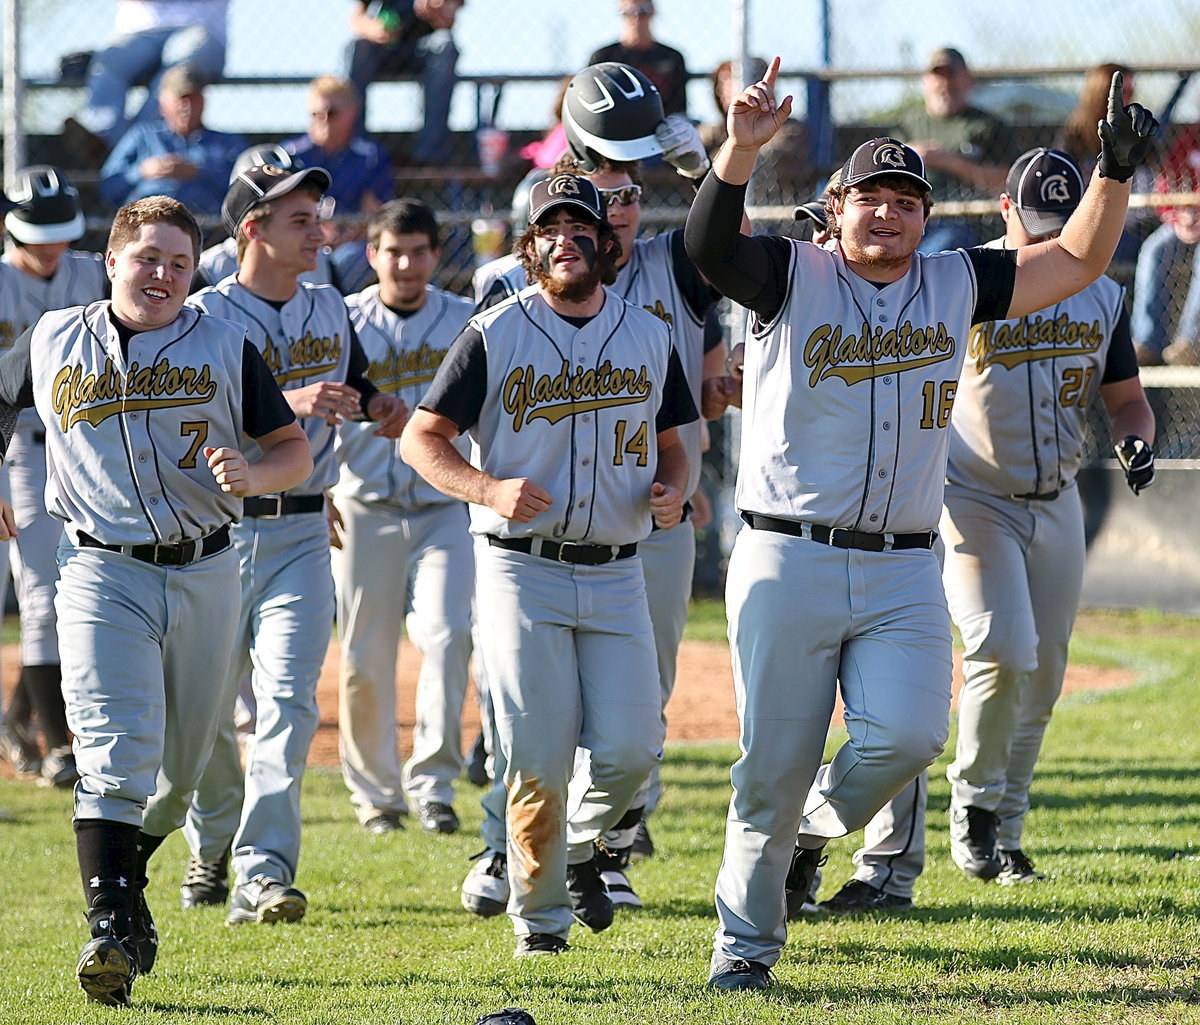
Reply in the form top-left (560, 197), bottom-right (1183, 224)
top-left (827, 527), bottom-right (850, 549)
top-left (153, 539), bottom-right (195, 566)
top-left (259, 495), bottom-right (283, 519)
top-left (555, 541), bottom-right (583, 563)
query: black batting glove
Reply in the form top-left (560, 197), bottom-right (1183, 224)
top-left (1097, 71), bottom-right (1159, 182)
top-left (1114, 435), bottom-right (1155, 495)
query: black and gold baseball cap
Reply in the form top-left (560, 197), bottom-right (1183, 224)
top-left (839, 138), bottom-right (931, 193)
top-left (221, 163), bottom-right (332, 236)
top-left (527, 173), bottom-right (605, 226)
top-left (1005, 147), bottom-right (1085, 237)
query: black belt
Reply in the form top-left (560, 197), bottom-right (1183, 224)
top-left (743, 513), bottom-right (936, 552)
top-left (1009, 488), bottom-right (1061, 502)
top-left (487, 534), bottom-right (638, 565)
top-left (77, 524), bottom-right (231, 567)
top-left (243, 494), bottom-right (326, 518)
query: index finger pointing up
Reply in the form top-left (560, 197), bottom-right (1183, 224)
top-left (1107, 70), bottom-right (1125, 123)
top-left (764, 55), bottom-right (782, 87)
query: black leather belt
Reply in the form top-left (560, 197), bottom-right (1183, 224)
top-left (243, 494), bottom-right (326, 518)
top-left (743, 513), bottom-right (936, 552)
top-left (487, 534), bottom-right (638, 565)
top-left (1009, 488), bottom-right (1061, 501)
top-left (77, 524), bottom-right (231, 567)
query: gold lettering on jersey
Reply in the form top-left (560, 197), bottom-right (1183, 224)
top-left (642, 299), bottom-right (674, 327)
top-left (968, 314), bottom-right (1104, 373)
top-left (369, 343), bottom-right (448, 392)
top-left (804, 321), bottom-right (956, 386)
top-left (52, 358), bottom-right (217, 430)
top-left (503, 360), bottom-right (652, 429)
top-left (261, 332), bottom-right (343, 386)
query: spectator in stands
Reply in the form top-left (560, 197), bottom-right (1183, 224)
top-left (98, 65), bottom-right (245, 213)
top-left (699, 57), bottom-right (815, 205)
top-left (1131, 127), bottom-right (1200, 365)
top-left (1056, 63), bottom-right (1154, 266)
top-left (888, 46), bottom-right (1013, 252)
top-left (284, 76), bottom-right (396, 291)
top-left (347, 1), bottom-right (463, 165)
top-left (588, 1), bottom-right (688, 117)
top-left (64, 0), bottom-right (229, 161)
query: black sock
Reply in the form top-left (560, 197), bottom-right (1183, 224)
top-left (23, 664), bottom-right (70, 750)
top-left (135, 832), bottom-right (168, 886)
top-left (75, 819), bottom-right (141, 917)
top-left (4, 671), bottom-right (32, 729)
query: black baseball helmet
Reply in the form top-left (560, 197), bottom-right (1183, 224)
top-left (562, 62), bottom-right (665, 172)
top-left (5, 165), bottom-right (84, 244)
top-left (230, 143), bottom-right (294, 184)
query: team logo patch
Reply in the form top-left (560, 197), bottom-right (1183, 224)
top-left (874, 143), bottom-right (909, 169)
top-left (1039, 173), bottom-right (1073, 205)
top-left (548, 175), bottom-right (583, 197)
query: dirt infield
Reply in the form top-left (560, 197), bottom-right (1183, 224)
top-left (0, 638), bottom-right (1131, 774)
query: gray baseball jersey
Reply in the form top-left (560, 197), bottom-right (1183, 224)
top-left (425, 285), bottom-right (685, 547)
top-left (334, 283), bottom-right (474, 508)
top-left (189, 277), bottom-right (355, 494)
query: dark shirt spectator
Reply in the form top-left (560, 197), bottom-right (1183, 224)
top-left (98, 65), bottom-right (245, 212)
top-left (588, 1), bottom-right (688, 116)
top-left (346, 0), bottom-right (462, 164)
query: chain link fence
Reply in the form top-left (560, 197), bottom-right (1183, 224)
top-left (4, 0), bottom-right (1200, 592)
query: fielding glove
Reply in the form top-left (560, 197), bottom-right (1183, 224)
top-left (1097, 71), bottom-right (1159, 182)
top-left (1114, 435), bottom-right (1155, 495)
top-left (655, 114), bottom-right (711, 180)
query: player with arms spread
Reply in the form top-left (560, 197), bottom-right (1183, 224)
top-left (685, 60), bottom-right (1157, 990)
top-left (0, 195), bottom-right (311, 1007)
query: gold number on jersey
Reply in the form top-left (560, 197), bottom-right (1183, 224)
top-left (178, 421), bottom-right (209, 469)
top-left (919, 380), bottom-right (957, 429)
top-left (613, 419), bottom-right (649, 467)
top-left (1059, 366), bottom-right (1096, 407)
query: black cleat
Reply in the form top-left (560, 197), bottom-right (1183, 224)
top-left (566, 854), bottom-right (613, 933)
top-left (226, 876), bottom-right (307, 925)
top-left (997, 848), bottom-right (1045, 885)
top-left (513, 932), bottom-right (569, 957)
top-left (416, 800), bottom-right (460, 834)
top-left (950, 805), bottom-right (1001, 880)
top-left (707, 955), bottom-right (774, 990)
top-left (181, 849), bottom-right (230, 907)
top-left (818, 878), bottom-right (913, 913)
top-left (784, 842), bottom-right (827, 920)
top-left (129, 884), bottom-right (159, 973)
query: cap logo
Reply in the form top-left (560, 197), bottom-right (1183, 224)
top-left (548, 175), bottom-right (582, 197)
top-left (874, 143), bottom-right (909, 169)
top-left (1039, 173), bottom-right (1073, 205)
top-left (260, 164), bottom-right (287, 177)
top-left (578, 66), bottom-right (647, 114)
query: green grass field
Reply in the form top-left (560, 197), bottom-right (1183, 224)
top-left (1, 607), bottom-right (1198, 1024)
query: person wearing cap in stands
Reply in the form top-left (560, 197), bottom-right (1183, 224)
top-left (401, 172), bottom-right (696, 957)
top-left (0, 167), bottom-right (109, 789)
top-left (588, 1), bottom-right (689, 116)
top-left (98, 64), bottom-right (246, 213)
top-left (888, 46), bottom-right (1015, 252)
top-left (813, 147), bottom-right (1154, 912)
top-left (194, 144), bottom-right (341, 290)
top-left (158, 161), bottom-right (406, 927)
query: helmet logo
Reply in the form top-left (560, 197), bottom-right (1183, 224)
top-left (11, 167), bottom-right (76, 204)
top-left (873, 143), bottom-right (909, 169)
top-left (578, 66), bottom-right (647, 114)
top-left (260, 164), bottom-right (287, 177)
top-left (1039, 173), bottom-right (1072, 205)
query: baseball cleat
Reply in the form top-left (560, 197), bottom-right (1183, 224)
top-left (363, 812), bottom-right (406, 835)
top-left (997, 849), bottom-right (1045, 885)
top-left (416, 800), bottom-right (460, 834)
top-left (600, 867), bottom-right (643, 911)
top-left (461, 848), bottom-right (509, 917)
top-left (565, 854), bottom-right (613, 933)
top-left (181, 850), bottom-right (230, 907)
top-left (77, 934), bottom-right (137, 1007)
top-left (129, 885), bottom-right (159, 973)
top-left (950, 805), bottom-right (1001, 880)
top-left (783, 842), bottom-right (827, 920)
top-left (513, 932), bottom-right (569, 957)
top-left (39, 747), bottom-right (80, 789)
top-left (707, 955), bottom-right (774, 991)
top-left (226, 876), bottom-right (307, 925)
top-left (818, 878), bottom-right (913, 913)
top-left (629, 818), bottom-right (655, 862)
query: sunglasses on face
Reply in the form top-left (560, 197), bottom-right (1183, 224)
top-left (598, 184), bottom-right (643, 207)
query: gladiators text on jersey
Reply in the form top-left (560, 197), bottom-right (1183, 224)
top-left (503, 358), bottom-right (653, 429)
top-left (367, 342), bottom-right (449, 392)
top-left (804, 320), bottom-right (956, 387)
top-left (261, 331), bottom-right (343, 385)
top-left (968, 312), bottom-right (1105, 373)
top-left (52, 358), bottom-right (218, 430)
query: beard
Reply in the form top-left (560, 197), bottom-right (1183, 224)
top-left (534, 260), bottom-right (605, 303)
top-left (840, 234), bottom-right (919, 275)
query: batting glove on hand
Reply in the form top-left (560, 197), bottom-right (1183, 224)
top-left (1097, 71), bottom-right (1159, 182)
top-left (1114, 435), bottom-right (1155, 495)
top-left (655, 114), bottom-right (711, 180)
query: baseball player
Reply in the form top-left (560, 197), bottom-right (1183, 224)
top-left (401, 172), bottom-right (696, 956)
top-left (816, 148), bottom-right (1155, 912)
top-left (330, 197), bottom-right (474, 834)
top-left (160, 163), bottom-right (406, 926)
top-left (195, 144), bottom-right (340, 291)
top-left (0, 195), bottom-right (312, 1006)
top-left (0, 166), bottom-right (108, 788)
top-left (684, 61), bottom-right (1157, 990)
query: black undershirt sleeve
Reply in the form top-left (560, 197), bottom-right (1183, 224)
top-left (655, 347), bottom-right (699, 433)
top-left (344, 321), bottom-right (381, 411)
top-left (418, 325), bottom-right (488, 433)
top-left (684, 173), bottom-right (792, 321)
top-left (702, 306), bottom-right (723, 354)
top-left (1101, 304), bottom-right (1138, 384)
top-left (668, 228), bottom-right (719, 320)
top-left (241, 338), bottom-right (298, 438)
top-left (965, 247), bottom-right (1018, 324)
